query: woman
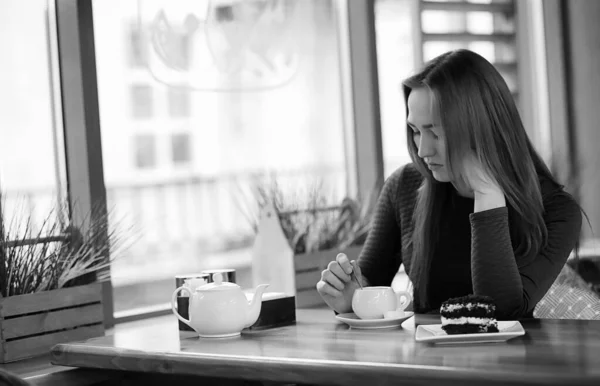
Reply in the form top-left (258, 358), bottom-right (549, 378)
top-left (316, 49), bottom-right (583, 319)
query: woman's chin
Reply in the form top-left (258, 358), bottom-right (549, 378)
top-left (431, 170), bottom-right (451, 182)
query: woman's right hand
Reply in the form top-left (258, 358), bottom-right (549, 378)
top-left (316, 252), bottom-right (365, 314)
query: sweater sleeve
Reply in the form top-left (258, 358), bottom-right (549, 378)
top-left (470, 192), bottom-right (582, 319)
top-left (357, 168), bottom-right (404, 287)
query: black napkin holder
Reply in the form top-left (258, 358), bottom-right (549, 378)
top-left (246, 292), bottom-right (296, 330)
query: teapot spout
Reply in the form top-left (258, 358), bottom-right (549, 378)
top-left (245, 284), bottom-right (269, 328)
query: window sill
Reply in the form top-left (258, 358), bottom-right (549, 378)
top-left (113, 302), bottom-right (172, 325)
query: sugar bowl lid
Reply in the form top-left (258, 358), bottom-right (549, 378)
top-left (196, 272), bottom-right (239, 292)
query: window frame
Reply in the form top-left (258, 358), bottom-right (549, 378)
top-left (54, 0), bottom-right (114, 326)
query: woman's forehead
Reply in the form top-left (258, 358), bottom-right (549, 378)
top-left (407, 88), bottom-right (438, 124)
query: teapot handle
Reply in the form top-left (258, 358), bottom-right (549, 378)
top-left (171, 286), bottom-right (193, 329)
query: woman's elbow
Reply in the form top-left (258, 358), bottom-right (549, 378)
top-left (495, 296), bottom-right (531, 320)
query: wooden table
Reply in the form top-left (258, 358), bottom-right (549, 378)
top-left (50, 308), bottom-right (600, 386)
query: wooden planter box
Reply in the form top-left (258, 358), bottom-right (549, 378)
top-left (0, 282), bottom-right (105, 363)
top-left (294, 246), bottom-right (362, 308)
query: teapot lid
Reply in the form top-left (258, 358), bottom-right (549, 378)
top-left (196, 272), bottom-right (239, 292)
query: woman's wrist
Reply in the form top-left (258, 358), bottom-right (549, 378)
top-left (474, 189), bottom-right (506, 212)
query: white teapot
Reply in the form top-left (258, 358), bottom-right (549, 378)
top-left (171, 272), bottom-right (269, 338)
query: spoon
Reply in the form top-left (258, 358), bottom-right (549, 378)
top-left (351, 260), bottom-right (363, 290)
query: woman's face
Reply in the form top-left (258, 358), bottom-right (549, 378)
top-left (407, 88), bottom-right (451, 182)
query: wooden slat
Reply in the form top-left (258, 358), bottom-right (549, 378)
top-left (295, 289), bottom-right (326, 308)
top-left (0, 283), bottom-right (102, 318)
top-left (422, 32), bottom-right (514, 43)
top-left (422, 0), bottom-right (514, 14)
top-left (2, 303), bottom-right (104, 340)
top-left (4, 324), bottom-right (104, 363)
top-left (3, 234), bottom-right (70, 248)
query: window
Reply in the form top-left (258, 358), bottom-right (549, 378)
top-left (375, 0), bottom-right (519, 177)
top-left (171, 133), bottom-right (191, 164)
top-left (133, 134), bottom-right (156, 168)
top-left (419, 1), bottom-right (517, 93)
top-left (128, 22), bottom-right (147, 68)
top-left (0, 0), bottom-right (66, 233)
top-left (375, 0), bottom-right (416, 177)
top-left (130, 84), bottom-right (153, 118)
top-left (215, 5), bottom-right (234, 22)
top-left (167, 87), bottom-right (191, 118)
top-left (93, 0), bottom-right (349, 316)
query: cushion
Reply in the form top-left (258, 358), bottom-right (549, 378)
top-left (534, 265), bottom-right (600, 320)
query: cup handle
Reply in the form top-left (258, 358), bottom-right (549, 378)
top-left (394, 290), bottom-right (412, 311)
top-left (171, 286), bottom-right (193, 329)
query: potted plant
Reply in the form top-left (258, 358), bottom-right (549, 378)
top-left (0, 196), bottom-right (129, 363)
top-left (236, 180), bottom-right (378, 307)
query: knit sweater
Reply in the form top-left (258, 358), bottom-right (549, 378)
top-left (357, 163), bottom-right (582, 319)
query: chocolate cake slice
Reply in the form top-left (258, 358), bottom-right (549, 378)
top-left (440, 295), bottom-right (499, 335)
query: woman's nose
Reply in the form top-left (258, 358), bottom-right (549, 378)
top-left (417, 135), bottom-right (435, 158)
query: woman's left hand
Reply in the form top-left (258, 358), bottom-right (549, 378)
top-left (460, 153), bottom-right (503, 196)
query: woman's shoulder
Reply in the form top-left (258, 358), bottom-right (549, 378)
top-left (539, 176), bottom-right (582, 226)
top-left (383, 163), bottom-right (423, 202)
top-left (386, 162), bottom-right (423, 186)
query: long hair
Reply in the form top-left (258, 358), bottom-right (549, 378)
top-left (402, 49), bottom-right (561, 311)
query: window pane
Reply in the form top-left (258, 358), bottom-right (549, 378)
top-left (133, 134), bottom-right (157, 169)
top-left (130, 84), bottom-right (154, 118)
top-left (93, 0), bottom-right (348, 315)
top-left (0, 0), bottom-right (66, 235)
top-left (375, 0), bottom-right (415, 177)
top-left (422, 11), bottom-right (514, 35)
top-left (168, 87), bottom-right (191, 118)
top-left (422, 11), bottom-right (468, 34)
top-left (128, 22), bottom-right (147, 68)
top-left (171, 133), bottom-right (191, 164)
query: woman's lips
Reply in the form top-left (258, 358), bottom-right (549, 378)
top-left (427, 163), bottom-right (442, 170)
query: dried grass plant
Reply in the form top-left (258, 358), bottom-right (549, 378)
top-left (0, 196), bottom-right (132, 297)
top-left (234, 179), bottom-right (378, 254)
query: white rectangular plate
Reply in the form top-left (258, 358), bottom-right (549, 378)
top-left (415, 321), bottom-right (525, 344)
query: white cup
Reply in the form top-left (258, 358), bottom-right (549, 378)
top-left (352, 286), bottom-right (412, 320)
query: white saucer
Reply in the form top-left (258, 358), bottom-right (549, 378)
top-left (335, 312), bottom-right (414, 329)
top-left (415, 321), bottom-right (525, 344)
